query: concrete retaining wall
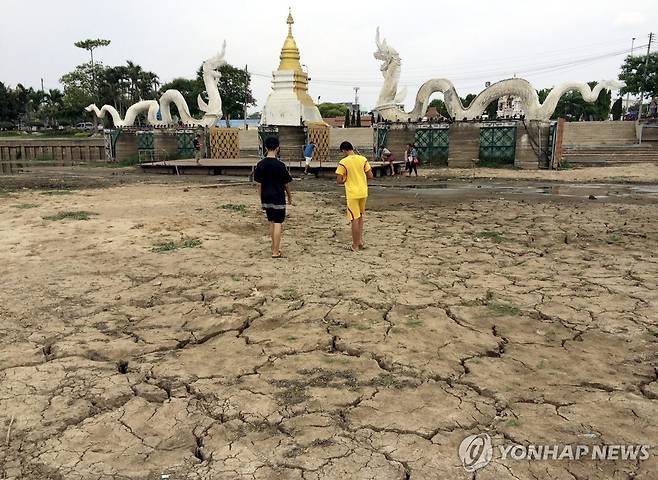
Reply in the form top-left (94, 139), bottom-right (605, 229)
top-left (0, 137), bottom-right (106, 164)
top-left (563, 121), bottom-right (637, 145)
top-left (447, 123), bottom-right (480, 168)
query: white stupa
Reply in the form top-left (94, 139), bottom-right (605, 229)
top-left (260, 9), bottom-right (324, 126)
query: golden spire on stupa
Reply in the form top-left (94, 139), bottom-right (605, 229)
top-left (278, 7), bottom-right (303, 72)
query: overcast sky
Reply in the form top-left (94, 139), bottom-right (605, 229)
top-left (1, 0), bottom-right (655, 113)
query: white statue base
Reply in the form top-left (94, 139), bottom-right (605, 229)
top-left (261, 70), bottom-right (323, 126)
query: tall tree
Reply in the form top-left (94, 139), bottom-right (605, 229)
top-left (74, 38), bottom-right (111, 66)
top-left (213, 64), bottom-right (255, 121)
top-left (0, 82), bottom-right (18, 126)
top-left (343, 108), bottom-right (350, 128)
top-left (74, 38), bottom-right (111, 99)
top-left (618, 52), bottom-right (658, 103)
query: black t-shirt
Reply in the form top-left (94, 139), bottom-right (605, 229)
top-left (193, 138), bottom-right (200, 150)
top-left (253, 157), bottom-right (292, 207)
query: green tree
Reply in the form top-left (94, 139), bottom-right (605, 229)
top-left (74, 38), bottom-right (111, 99)
top-left (461, 94), bottom-right (476, 108)
top-left (428, 98), bottom-right (449, 118)
top-left (618, 52), bottom-right (658, 103)
top-left (160, 77), bottom-right (202, 115)
top-left (318, 102), bottom-right (348, 118)
top-left (41, 89), bottom-right (66, 126)
top-left (160, 63), bottom-right (254, 123)
top-left (0, 82), bottom-right (19, 126)
top-left (74, 38), bottom-right (111, 65)
top-left (344, 108), bottom-right (350, 127)
top-left (122, 60), bottom-right (158, 103)
top-left (215, 64), bottom-right (255, 121)
top-left (356, 109), bottom-right (362, 127)
top-left (60, 62), bottom-right (105, 123)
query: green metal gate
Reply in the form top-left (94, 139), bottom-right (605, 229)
top-left (373, 124), bottom-right (389, 160)
top-left (137, 131), bottom-right (155, 163)
top-left (104, 130), bottom-right (122, 161)
top-left (414, 126), bottom-right (449, 165)
top-left (258, 126), bottom-right (279, 158)
top-left (479, 124), bottom-right (516, 165)
top-left (176, 130), bottom-right (195, 158)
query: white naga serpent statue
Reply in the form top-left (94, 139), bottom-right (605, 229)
top-left (374, 28), bottom-right (622, 122)
top-left (86, 42), bottom-right (227, 127)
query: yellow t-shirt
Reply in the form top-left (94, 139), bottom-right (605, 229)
top-left (335, 154), bottom-right (371, 199)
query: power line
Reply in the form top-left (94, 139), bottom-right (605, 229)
top-left (251, 44), bottom-right (642, 87)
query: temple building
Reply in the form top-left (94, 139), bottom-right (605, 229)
top-left (497, 95), bottom-right (525, 119)
top-left (260, 9), bottom-right (324, 126)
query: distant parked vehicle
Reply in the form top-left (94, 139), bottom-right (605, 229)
top-left (76, 122), bottom-right (94, 130)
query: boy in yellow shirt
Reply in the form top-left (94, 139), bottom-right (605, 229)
top-left (335, 141), bottom-right (374, 252)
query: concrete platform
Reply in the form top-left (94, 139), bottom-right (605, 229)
top-left (139, 158), bottom-right (404, 177)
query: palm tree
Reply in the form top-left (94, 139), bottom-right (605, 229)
top-left (44, 89), bottom-right (64, 126)
top-left (140, 71), bottom-right (159, 100)
top-left (125, 61), bottom-right (144, 103)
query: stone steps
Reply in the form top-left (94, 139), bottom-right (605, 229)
top-left (276, 126), bottom-right (306, 163)
top-left (561, 140), bottom-right (657, 166)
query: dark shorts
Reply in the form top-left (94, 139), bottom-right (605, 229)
top-left (264, 208), bottom-right (286, 223)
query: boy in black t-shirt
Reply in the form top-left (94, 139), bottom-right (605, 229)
top-left (253, 137), bottom-right (293, 258)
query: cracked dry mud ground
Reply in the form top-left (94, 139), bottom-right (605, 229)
top-left (0, 181), bottom-right (657, 480)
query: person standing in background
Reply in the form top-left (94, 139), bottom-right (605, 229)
top-left (193, 134), bottom-right (202, 164)
top-left (404, 143), bottom-right (419, 177)
top-left (303, 140), bottom-right (316, 175)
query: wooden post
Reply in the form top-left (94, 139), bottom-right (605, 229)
top-left (552, 118), bottom-right (566, 170)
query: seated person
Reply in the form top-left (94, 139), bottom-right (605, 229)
top-left (380, 148), bottom-right (396, 175)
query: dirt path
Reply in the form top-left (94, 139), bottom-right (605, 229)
top-left (0, 180), bottom-right (656, 479)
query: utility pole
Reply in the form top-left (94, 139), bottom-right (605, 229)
top-left (638, 32), bottom-right (654, 118)
top-left (625, 37), bottom-right (635, 114)
top-left (243, 64), bottom-right (248, 129)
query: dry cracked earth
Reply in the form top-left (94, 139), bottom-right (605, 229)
top-left (0, 179), bottom-right (657, 480)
